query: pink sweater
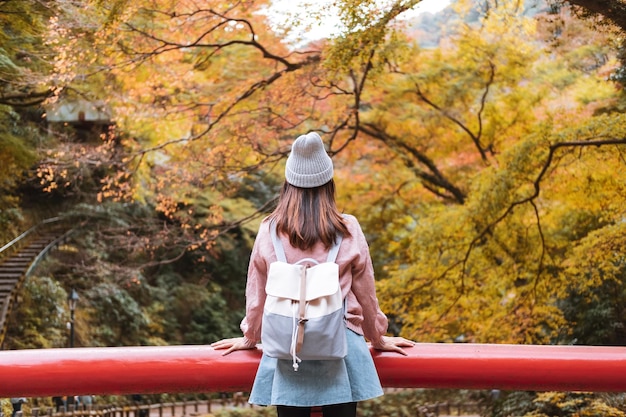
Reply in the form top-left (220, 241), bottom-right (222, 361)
top-left (240, 214), bottom-right (389, 347)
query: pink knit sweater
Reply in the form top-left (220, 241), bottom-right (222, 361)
top-left (240, 214), bottom-right (389, 347)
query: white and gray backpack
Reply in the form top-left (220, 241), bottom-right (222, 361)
top-left (261, 222), bottom-right (347, 371)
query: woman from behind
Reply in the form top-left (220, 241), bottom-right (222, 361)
top-left (212, 131), bottom-right (414, 417)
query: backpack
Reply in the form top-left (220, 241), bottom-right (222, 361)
top-left (261, 221), bottom-right (347, 371)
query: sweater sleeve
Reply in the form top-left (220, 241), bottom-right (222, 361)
top-left (239, 223), bottom-right (269, 343)
top-left (347, 216), bottom-right (388, 344)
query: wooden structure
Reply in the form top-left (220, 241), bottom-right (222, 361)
top-left (45, 99), bottom-right (113, 141)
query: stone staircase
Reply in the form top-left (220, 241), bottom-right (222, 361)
top-left (0, 218), bottom-right (74, 347)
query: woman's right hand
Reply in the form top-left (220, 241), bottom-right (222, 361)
top-left (211, 337), bottom-right (257, 356)
top-left (371, 336), bottom-right (416, 356)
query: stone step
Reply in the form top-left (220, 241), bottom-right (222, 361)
top-left (0, 273), bottom-right (22, 279)
top-left (0, 257), bottom-right (31, 263)
top-left (0, 267), bottom-right (28, 273)
top-left (12, 251), bottom-right (39, 258)
top-left (0, 262), bottom-right (31, 268)
top-left (0, 290), bottom-right (13, 299)
top-left (1, 256), bottom-right (33, 263)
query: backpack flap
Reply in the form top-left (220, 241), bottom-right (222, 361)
top-left (265, 262), bottom-right (340, 301)
top-left (265, 262), bottom-right (302, 300)
top-left (304, 262), bottom-right (340, 299)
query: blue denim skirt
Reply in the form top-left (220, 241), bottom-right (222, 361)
top-left (248, 328), bottom-right (384, 407)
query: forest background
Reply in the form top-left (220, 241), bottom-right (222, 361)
top-left (2, 0), bottom-right (626, 415)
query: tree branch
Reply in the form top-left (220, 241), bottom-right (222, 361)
top-left (413, 76), bottom-right (493, 163)
top-left (359, 122), bottom-right (467, 204)
top-left (461, 137), bottom-right (626, 276)
top-left (0, 89), bottom-right (52, 107)
top-left (564, 0), bottom-right (626, 31)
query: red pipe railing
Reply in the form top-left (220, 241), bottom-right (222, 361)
top-left (1, 343), bottom-right (625, 397)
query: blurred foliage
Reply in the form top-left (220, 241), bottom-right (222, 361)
top-left (492, 391), bottom-right (626, 417)
top-left (5, 276), bottom-right (68, 349)
top-left (213, 406), bottom-right (277, 417)
top-left (5, 172), bottom-right (272, 348)
top-left (0, 0), bottom-right (60, 240)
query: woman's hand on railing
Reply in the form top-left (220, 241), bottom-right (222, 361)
top-left (371, 336), bottom-right (416, 356)
top-left (211, 337), bottom-right (257, 356)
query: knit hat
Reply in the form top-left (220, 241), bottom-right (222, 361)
top-left (285, 132), bottom-right (334, 188)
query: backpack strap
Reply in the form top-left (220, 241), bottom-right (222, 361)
top-left (326, 234), bottom-right (343, 263)
top-left (269, 220), bottom-right (343, 263)
top-left (269, 220), bottom-right (287, 262)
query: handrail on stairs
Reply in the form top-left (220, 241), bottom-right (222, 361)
top-left (0, 217), bottom-right (64, 255)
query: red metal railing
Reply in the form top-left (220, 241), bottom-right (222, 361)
top-left (1, 343), bottom-right (626, 398)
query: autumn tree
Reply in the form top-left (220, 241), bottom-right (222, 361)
top-left (0, 0), bottom-right (59, 238)
top-left (355, 1), bottom-right (626, 344)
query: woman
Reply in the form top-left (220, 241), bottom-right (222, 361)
top-left (211, 132), bottom-right (414, 417)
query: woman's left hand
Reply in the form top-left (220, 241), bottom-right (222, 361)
top-left (211, 337), bottom-right (257, 356)
top-left (372, 336), bottom-right (416, 356)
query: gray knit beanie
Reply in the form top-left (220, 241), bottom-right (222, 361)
top-left (285, 132), bottom-right (334, 188)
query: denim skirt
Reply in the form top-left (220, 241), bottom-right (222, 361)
top-left (248, 328), bottom-right (384, 407)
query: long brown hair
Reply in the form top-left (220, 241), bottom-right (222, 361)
top-left (269, 179), bottom-right (351, 250)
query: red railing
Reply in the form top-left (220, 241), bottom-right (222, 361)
top-left (1, 343), bottom-right (625, 397)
